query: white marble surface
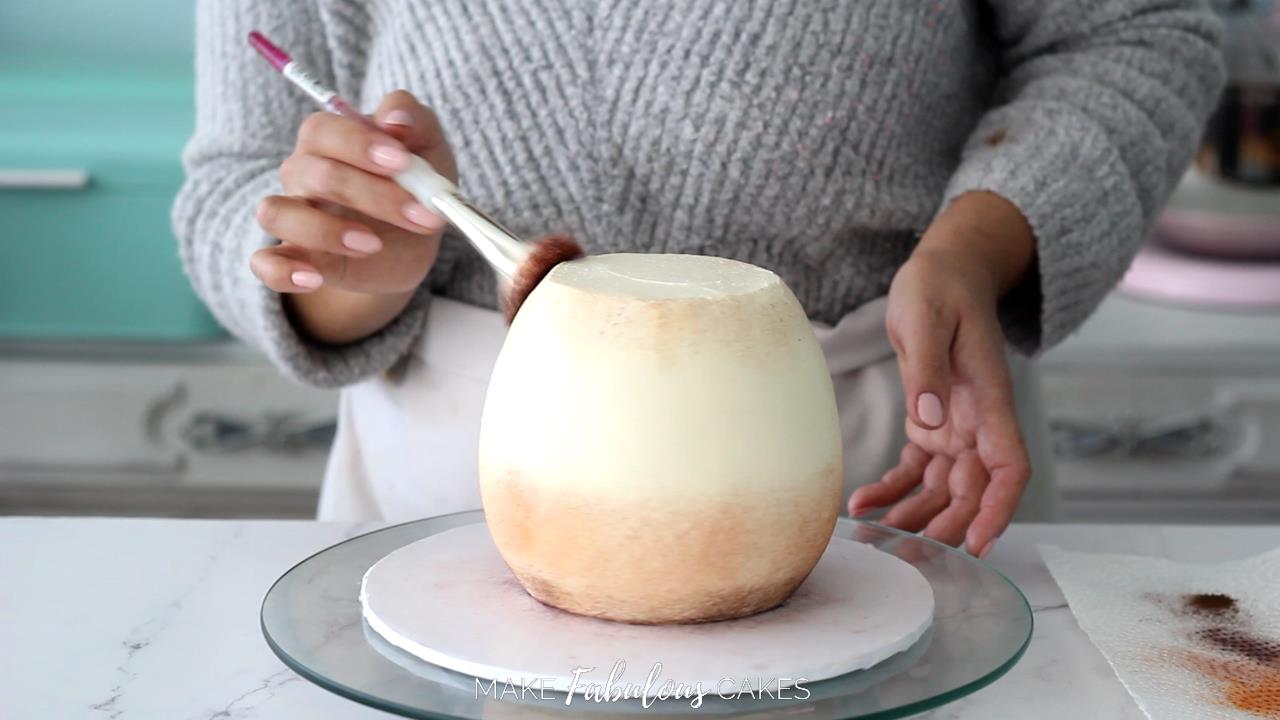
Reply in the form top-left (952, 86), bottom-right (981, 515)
top-left (2, 518), bottom-right (1277, 720)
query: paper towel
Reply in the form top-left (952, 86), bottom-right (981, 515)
top-left (1041, 545), bottom-right (1280, 720)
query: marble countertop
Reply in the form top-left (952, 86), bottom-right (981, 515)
top-left (3, 518), bottom-right (1277, 719)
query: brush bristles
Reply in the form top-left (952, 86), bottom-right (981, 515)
top-left (502, 235), bottom-right (586, 324)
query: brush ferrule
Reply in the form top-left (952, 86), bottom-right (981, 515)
top-left (396, 156), bottom-right (529, 279)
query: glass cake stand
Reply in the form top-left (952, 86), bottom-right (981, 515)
top-left (262, 511), bottom-right (1032, 719)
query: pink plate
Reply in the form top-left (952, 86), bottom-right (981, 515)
top-left (1157, 209), bottom-right (1280, 260)
top-left (1119, 237), bottom-right (1280, 309)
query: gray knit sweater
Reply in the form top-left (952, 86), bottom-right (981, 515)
top-left (173, 0), bottom-right (1225, 388)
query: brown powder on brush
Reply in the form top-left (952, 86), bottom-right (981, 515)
top-left (501, 234), bottom-right (585, 324)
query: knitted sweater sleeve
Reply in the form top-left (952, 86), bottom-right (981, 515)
top-left (171, 0), bottom-right (433, 388)
top-left (942, 0), bottom-right (1226, 354)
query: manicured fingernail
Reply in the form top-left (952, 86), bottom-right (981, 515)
top-left (917, 392), bottom-right (944, 427)
top-left (849, 504), bottom-right (875, 518)
top-left (978, 539), bottom-right (996, 559)
top-left (383, 109), bottom-right (413, 127)
top-left (342, 230), bottom-right (382, 253)
top-left (369, 142), bottom-right (409, 170)
top-left (402, 202), bottom-right (445, 230)
top-left (291, 271), bottom-right (323, 289)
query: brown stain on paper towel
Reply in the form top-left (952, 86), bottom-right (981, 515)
top-left (1164, 592), bottom-right (1280, 717)
top-left (1185, 593), bottom-right (1238, 617)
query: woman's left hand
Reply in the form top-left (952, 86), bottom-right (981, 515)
top-left (847, 191), bottom-right (1037, 558)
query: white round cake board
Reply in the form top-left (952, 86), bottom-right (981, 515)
top-left (360, 523), bottom-right (934, 693)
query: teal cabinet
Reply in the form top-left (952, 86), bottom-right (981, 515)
top-left (0, 34), bottom-right (226, 340)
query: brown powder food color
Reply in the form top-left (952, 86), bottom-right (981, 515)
top-left (1225, 672), bottom-right (1280, 718)
top-left (1197, 627), bottom-right (1280, 666)
top-left (1171, 592), bottom-right (1280, 717)
top-left (1185, 593), bottom-right (1239, 616)
top-left (1178, 650), bottom-right (1280, 718)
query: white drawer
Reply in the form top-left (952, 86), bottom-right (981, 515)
top-left (1041, 367), bottom-right (1280, 525)
top-left (0, 349), bottom-right (338, 510)
top-left (0, 362), bottom-right (183, 481)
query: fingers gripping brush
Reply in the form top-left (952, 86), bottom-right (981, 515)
top-left (388, 164), bottom-right (583, 323)
top-left (248, 31), bottom-right (585, 323)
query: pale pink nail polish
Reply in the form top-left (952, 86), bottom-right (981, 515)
top-left (369, 142), bottom-right (409, 170)
top-left (850, 504), bottom-right (876, 518)
top-left (978, 539), bottom-right (996, 559)
top-left (342, 230), bottom-right (383, 253)
top-left (917, 392), bottom-right (944, 427)
top-left (291, 270), bottom-right (323, 289)
top-left (403, 202), bottom-right (444, 230)
top-left (383, 109), bottom-right (413, 127)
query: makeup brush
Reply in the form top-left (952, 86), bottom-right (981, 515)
top-left (247, 31), bottom-right (584, 323)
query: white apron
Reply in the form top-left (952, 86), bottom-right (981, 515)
top-left (317, 296), bottom-right (1056, 524)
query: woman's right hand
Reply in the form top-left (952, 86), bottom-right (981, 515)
top-left (252, 91), bottom-right (458, 343)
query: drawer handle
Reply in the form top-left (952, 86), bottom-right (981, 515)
top-left (1050, 414), bottom-right (1232, 460)
top-left (180, 412), bottom-right (336, 453)
top-left (0, 169), bottom-right (91, 190)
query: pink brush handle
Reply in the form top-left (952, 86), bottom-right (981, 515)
top-left (247, 29), bottom-right (458, 195)
top-left (248, 31), bottom-right (372, 128)
top-left (247, 30), bottom-right (529, 279)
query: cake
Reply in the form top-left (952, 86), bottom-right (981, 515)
top-left (478, 253), bottom-right (843, 624)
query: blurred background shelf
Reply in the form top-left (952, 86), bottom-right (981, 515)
top-left (0, 340), bottom-right (336, 518)
top-left (1040, 294), bottom-right (1280, 525)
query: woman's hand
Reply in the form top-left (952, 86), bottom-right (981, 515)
top-left (848, 191), bottom-right (1036, 557)
top-left (252, 91), bottom-right (458, 344)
